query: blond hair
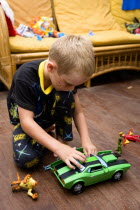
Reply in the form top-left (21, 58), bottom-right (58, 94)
top-left (49, 35), bottom-right (95, 77)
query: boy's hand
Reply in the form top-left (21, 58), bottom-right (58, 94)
top-left (55, 144), bottom-right (86, 170)
top-left (82, 142), bottom-right (97, 157)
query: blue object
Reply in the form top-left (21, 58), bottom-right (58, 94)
top-left (122, 0), bottom-right (140, 10)
top-left (48, 32), bottom-right (53, 37)
top-left (37, 35), bottom-right (42, 41)
top-left (88, 31), bottom-right (96, 36)
top-left (58, 32), bottom-right (65, 37)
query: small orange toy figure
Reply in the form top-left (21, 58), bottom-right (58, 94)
top-left (11, 173), bottom-right (38, 200)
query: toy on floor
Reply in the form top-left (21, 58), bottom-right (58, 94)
top-left (125, 17), bottom-right (140, 34)
top-left (115, 132), bottom-right (124, 154)
top-left (11, 173), bottom-right (38, 200)
top-left (123, 129), bottom-right (140, 145)
top-left (44, 148), bottom-right (131, 194)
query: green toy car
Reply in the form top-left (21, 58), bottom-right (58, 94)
top-left (44, 148), bottom-right (131, 194)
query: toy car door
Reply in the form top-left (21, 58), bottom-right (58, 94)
top-left (86, 165), bottom-right (108, 185)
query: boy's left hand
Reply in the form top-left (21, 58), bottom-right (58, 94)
top-left (82, 142), bottom-right (97, 157)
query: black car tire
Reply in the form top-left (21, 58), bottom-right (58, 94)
top-left (112, 171), bottom-right (123, 181)
top-left (71, 182), bottom-right (84, 194)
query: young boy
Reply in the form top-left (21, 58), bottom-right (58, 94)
top-left (7, 35), bottom-right (97, 169)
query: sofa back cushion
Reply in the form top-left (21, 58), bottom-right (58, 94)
top-left (111, 0), bottom-right (140, 30)
top-left (53, 0), bottom-right (121, 34)
top-left (7, 0), bottom-right (52, 28)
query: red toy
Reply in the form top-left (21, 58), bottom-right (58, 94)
top-left (123, 129), bottom-right (140, 145)
top-left (134, 28), bottom-right (140, 34)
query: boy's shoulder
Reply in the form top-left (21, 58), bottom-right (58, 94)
top-left (15, 59), bottom-right (46, 84)
top-left (18, 59), bottom-right (45, 73)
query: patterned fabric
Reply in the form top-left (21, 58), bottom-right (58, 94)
top-left (12, 89), bottom-right (75, 168)
top-left (13, 123), bottom-right (47, 168)
top-left (8, 89), bottom-right (75, 140)
top-left (7, 59), bottom-right (77, 168)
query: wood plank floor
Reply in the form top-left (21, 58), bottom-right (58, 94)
top-left (0, 70), bottom-right (140, 210)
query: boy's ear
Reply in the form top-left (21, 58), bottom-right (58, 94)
top-left (47, 61), bottom-right (57, 72)
top-left (47, 61), bottom-right (54, 72)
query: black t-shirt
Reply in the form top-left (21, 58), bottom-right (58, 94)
top-left (7, 59), bottom-right (54, 126)
top-left (7, 59), bottom-right (45, 112)
top-left (7, 59), bottom-right (77, 126)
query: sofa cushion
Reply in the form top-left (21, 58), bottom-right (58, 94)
top-left (7, 0), bottom-right (52, 28)
top-left (53, 0), bottom-right (121, 34)
top-left (87, 31), bottom-right (140, 46)
top-left (9, 31), bottom-right (140, 53)
top-left (9, 36), bottom-right (56, 53)
top-left (111, 0), bottom-right (140, 30)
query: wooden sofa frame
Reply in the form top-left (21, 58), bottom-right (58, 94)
top-left (0, 5), bottom-right (140, 89)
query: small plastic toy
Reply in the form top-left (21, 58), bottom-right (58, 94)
top-left (52, 30), bottom-right (65, 38)
top-left (30, 16), bottom-right (55, 37)
top-left (30, 16), bottom-right (65, 39)
top-left (125, 17), bottom-right (140, 34)
top-left (115, 132), bottom-right (124, 154)
top-left (88, 31), bottom-right (96, 36)
top-left (134, 28), bottom-right (140, 34)
top-left (123, 129), bottom-right (140, 145)
top-left (11, 173), bottom-right (38, 199)
top-left (44, 148), bottom-right (131, 194)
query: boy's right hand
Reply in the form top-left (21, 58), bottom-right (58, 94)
top-left (55, 144), bottom-right (86, 169)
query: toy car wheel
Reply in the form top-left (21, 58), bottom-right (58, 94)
top-left (112, 171), bottom-right (123, 181)
top-left (71, 182), bottom-right (84, 194)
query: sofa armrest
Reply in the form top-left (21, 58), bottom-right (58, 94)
top-left (0, 5), bottom-right (13, 89)
top-left (0, 5), bottom-right (11, 57)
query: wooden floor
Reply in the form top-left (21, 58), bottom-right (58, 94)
top-left (0, 70), bottom-right (140, 210)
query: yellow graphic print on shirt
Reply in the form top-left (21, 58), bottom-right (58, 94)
top-left (53, 94), bottom-right (60, 108)
top-left (9, 103), bottom-right (19, 119)
top-left (71, 102), bottom-right (75, 109)
top-left (59, 128), bottom-right (63, 136)
top-left (64, 116), bottom-right (72, 125)
top-left (51, 94), bottom-right (60, 116)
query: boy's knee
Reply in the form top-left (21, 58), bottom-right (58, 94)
top-left (13, 154), bottom-right (40, 169)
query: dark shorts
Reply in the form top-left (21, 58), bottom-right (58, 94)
top-left (13, 123), bottom-right (47, 168)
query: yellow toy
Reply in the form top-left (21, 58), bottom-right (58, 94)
top-left (30, 16), bottom-right (55, 37)
top-left (11, 173), bottom-right (38, 200)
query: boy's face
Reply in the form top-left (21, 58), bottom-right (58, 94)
top-left (48, 61), bottom-right (90, 91)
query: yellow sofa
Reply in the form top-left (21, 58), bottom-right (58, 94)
top-left (0, 0), bottom-right (140, 89)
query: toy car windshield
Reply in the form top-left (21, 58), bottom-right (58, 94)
top-left (75, 154), bottom-right (108, 173)
top-left (90, 154), bottom-right (108, 168)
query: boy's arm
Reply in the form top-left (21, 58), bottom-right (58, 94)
top-left (18, 106), bottom-right (86, 169)
top-left (73, 93), bottom-right (97, 156)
